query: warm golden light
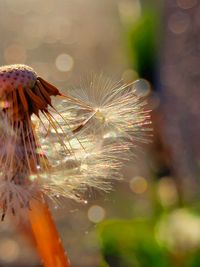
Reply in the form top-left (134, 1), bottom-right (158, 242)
top-left (129, 176), bottom-right (148, 194)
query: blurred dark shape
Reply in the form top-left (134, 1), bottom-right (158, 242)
top-left (160, 0), bottom-right (200, 202)
top-left (121, 0), bottom-right (200, 204)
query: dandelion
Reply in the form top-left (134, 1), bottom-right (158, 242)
top-left (0, 64), bottom-right (151, 267)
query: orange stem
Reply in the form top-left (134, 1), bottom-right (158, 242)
top-left (29, 198), bottom-right (71, 267)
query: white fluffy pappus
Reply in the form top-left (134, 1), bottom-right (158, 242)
top-left (0, 65), bottom-right (152, 219)
top-left (60, 74), bottom-right (152, 145)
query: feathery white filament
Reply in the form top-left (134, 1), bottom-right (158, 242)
top-left (0, 67), bottom-right (151, 217)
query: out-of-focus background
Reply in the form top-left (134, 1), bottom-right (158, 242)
top-left (1, 0), bottom-right (200, 266)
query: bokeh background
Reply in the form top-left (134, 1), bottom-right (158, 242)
top-left (1, 0), bottom-right (200, 266)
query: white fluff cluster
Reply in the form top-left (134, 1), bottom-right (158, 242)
top-left (35, 75), bottom-right (151, 203)
top-left (0, 65), bottom-right (151, 218)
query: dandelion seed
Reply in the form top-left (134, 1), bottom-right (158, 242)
top-left (63, 74), bottom-right (152, 147)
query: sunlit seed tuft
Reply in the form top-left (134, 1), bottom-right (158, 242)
top-left (0, 65), bottom-right (152, 218)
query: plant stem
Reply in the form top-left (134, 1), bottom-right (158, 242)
top-left (29, 197), bottom-right (71, 267)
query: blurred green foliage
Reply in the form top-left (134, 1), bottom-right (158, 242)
top-left (98, 219), bottom-right (168, 267)
top-left (97, 210), bottom-right (200, 267)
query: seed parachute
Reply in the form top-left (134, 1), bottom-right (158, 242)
top-left (0, 64), bottom-right (151, 219)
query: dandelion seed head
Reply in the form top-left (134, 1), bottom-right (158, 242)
top-left (0, 65), bottom-right (152, 218)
